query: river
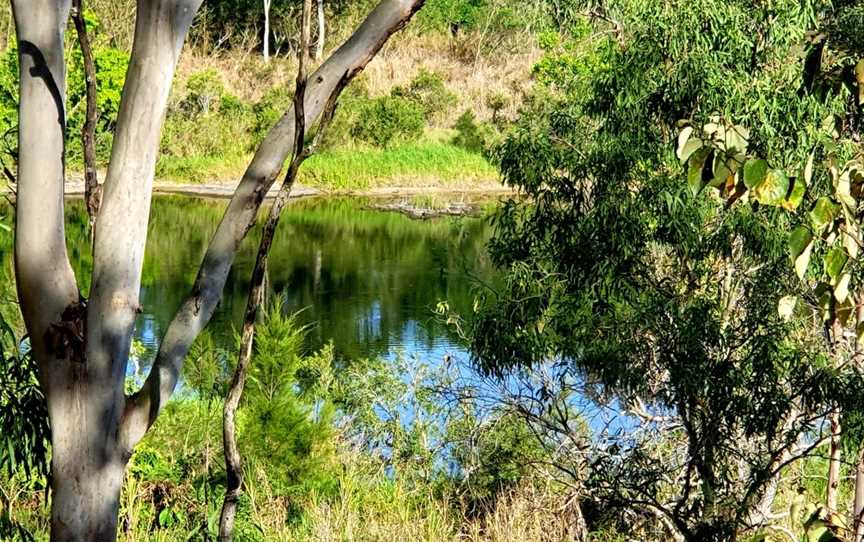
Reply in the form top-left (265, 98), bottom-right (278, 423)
top-left (1, 195), bottom-right (498, 369)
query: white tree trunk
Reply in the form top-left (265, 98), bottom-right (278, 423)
top-left (263, 0), bottom-right (271, 62)
top-left (853, 449), bottom-right (864, 542)
top-left (10, 1), bottom-right (425, 537)
top-left (12, 0), bottom-right (202, 539)
top-left (315, 0), bottom-right (325, 59)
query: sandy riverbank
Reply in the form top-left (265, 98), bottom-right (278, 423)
top-left (3, 177), bottom-right (512, 200)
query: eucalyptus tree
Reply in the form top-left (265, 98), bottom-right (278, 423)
top-left (469, 0), bottom-right (857, 539)
top-left (674, 2), bottom-right (864, 537)
top-left (9, 0), bottom-right (425, 539)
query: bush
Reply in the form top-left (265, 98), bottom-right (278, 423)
top-left (251, 86), bottom-right (293, 143)
top-left (392, 69), bottom-right (456, 121)
top-left (452, 110), bottom-right (492, 154)
top-left (181, 68), bottom-right (226, 116)
top-left (320, 78), bottom-right (371, 149)
top-left (352, 96), bottom-right (425, 148)
top-left (66, 45), bottom-right (131, 164)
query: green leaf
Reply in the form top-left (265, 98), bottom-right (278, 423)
top-left (723, 124), bottom-right (749, 154)
top-left (803, 151), bottom-right (815, 186)
top-left (752, 169), bottom-right (789, 206)
top-left (782, 177), bottom-right (806, 211)
top-left (676, 127), bottom-right (699, 163)
top-left (687, 147), bottom-right (712, 196)
top-left (825, 247), bottom-right (848, 282)
top-left (838, 297), bottom-right (854, 326)
top-left (835, 273), bottom-right (851, 303)
top-left (743, 159), bottom-right (768, 189)
top-left (789, 227), bottom-right (813, 280)
top-left (678, 139), bottom-right (702, 164)
top-left (809, 197), bottom-right (837, 232)
top-left (710, 153), bottom-right (733, 187)
top-left (815, 282), bottom-right (834, 322)
top-left (834, 169), bottom-right (856, 208)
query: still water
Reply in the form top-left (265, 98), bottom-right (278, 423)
top-left (51, 195), bottom-right (497, 365)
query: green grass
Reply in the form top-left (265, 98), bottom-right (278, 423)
top-left (302, 141), bottom-right (498, 190)
top-left (152, 140), bottom-right (498, 190)
top-left (155, 152), bottom-right (251, 184)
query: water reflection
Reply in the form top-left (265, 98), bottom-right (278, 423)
top-left (39, 196), bottom-right (497, 364)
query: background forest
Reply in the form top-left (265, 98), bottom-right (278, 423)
top-left (5, 0), bottom-right (864, 541)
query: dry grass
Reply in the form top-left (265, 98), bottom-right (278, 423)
top-left (173, 30), bottom-right (540, 127)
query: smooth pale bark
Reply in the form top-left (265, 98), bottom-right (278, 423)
top-left (315, 0), bottom-right (325, 59)
top-left (263, 0), bottom-right (271, 62)
top-left (13, 1), bottom-right (201, 539)
top-left (11, 0), bottom-right (80, 374)
top-left (854, 447), bottom-right (864, 542)
top-left (11, 1), bottom-right (94, 537)
top-left (11, 0), bottom-right (422, 538)
top-left (123, 0), bottom-right (428, 448)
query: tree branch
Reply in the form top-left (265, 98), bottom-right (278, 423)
top-left (71, 0), bottom-right (101, 229)
top-left (122, 0), bottom-right (427, 450)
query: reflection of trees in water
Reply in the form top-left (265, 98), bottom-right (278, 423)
top-left (0, 197), bottom-right (496, 361)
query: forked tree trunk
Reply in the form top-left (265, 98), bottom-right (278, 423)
top-left (12, 0), bottom-right (201, 539)
top-left (11, 1), bottom-right (425, 538)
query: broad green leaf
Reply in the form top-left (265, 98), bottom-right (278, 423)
top-left (704, 120), bottom-right (720, 137)
top-left (789, 227), bottom-right (813, 280)
top-left (678, 139), bottom-right (702, 164)
top-left (835, 273), bottom-right (851, 303)
top-left (676, 127), bottom-right (694, 161)
top-left (724, 124), bottom-right (749, 154)
top-left (803, 151), bottom-right (815, 186)
top-left (843, 206), bottom-right (859, 259)
top-left (844, 230), bottom-right (860, 260)
top-left (834, 169), bottom-right (856, 208)
top-left (782, 178), bottom-right (806, 211)
top-left (778, 295), bottom-right (796, 321)
top-left (857, 58), bottom-right (864, 106)
top-left (825, 247), bottom-right (848, 282)
top-left (838, 297), bottom-right (854, 326)
top-left (752, 169), bottom-right (789, 206)
top-left (710, 153), bottom-right (733, 187)
top-left (687, 148), bottom-right (712, 196)
top-left (850, 162), bottom-right (864, 200)
top-left (809, 197), bottom-right (837, 232)
top-left (815, 282), bottom-right (834, 322)
top-left (743, 159), bottom-right (768, 189)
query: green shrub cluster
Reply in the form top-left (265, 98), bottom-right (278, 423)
top-left (351, 95), bottom-right (426, 148)
top-left (392, 69), bottom-right (457, 120)
top-left (452, 110), bottom-right (495, 154)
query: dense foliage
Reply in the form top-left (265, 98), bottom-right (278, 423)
top-left (468, 0), bottom-right (864, 539)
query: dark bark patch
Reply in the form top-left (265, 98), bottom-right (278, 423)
top-left (45, 300), bottom-right (87, 363)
